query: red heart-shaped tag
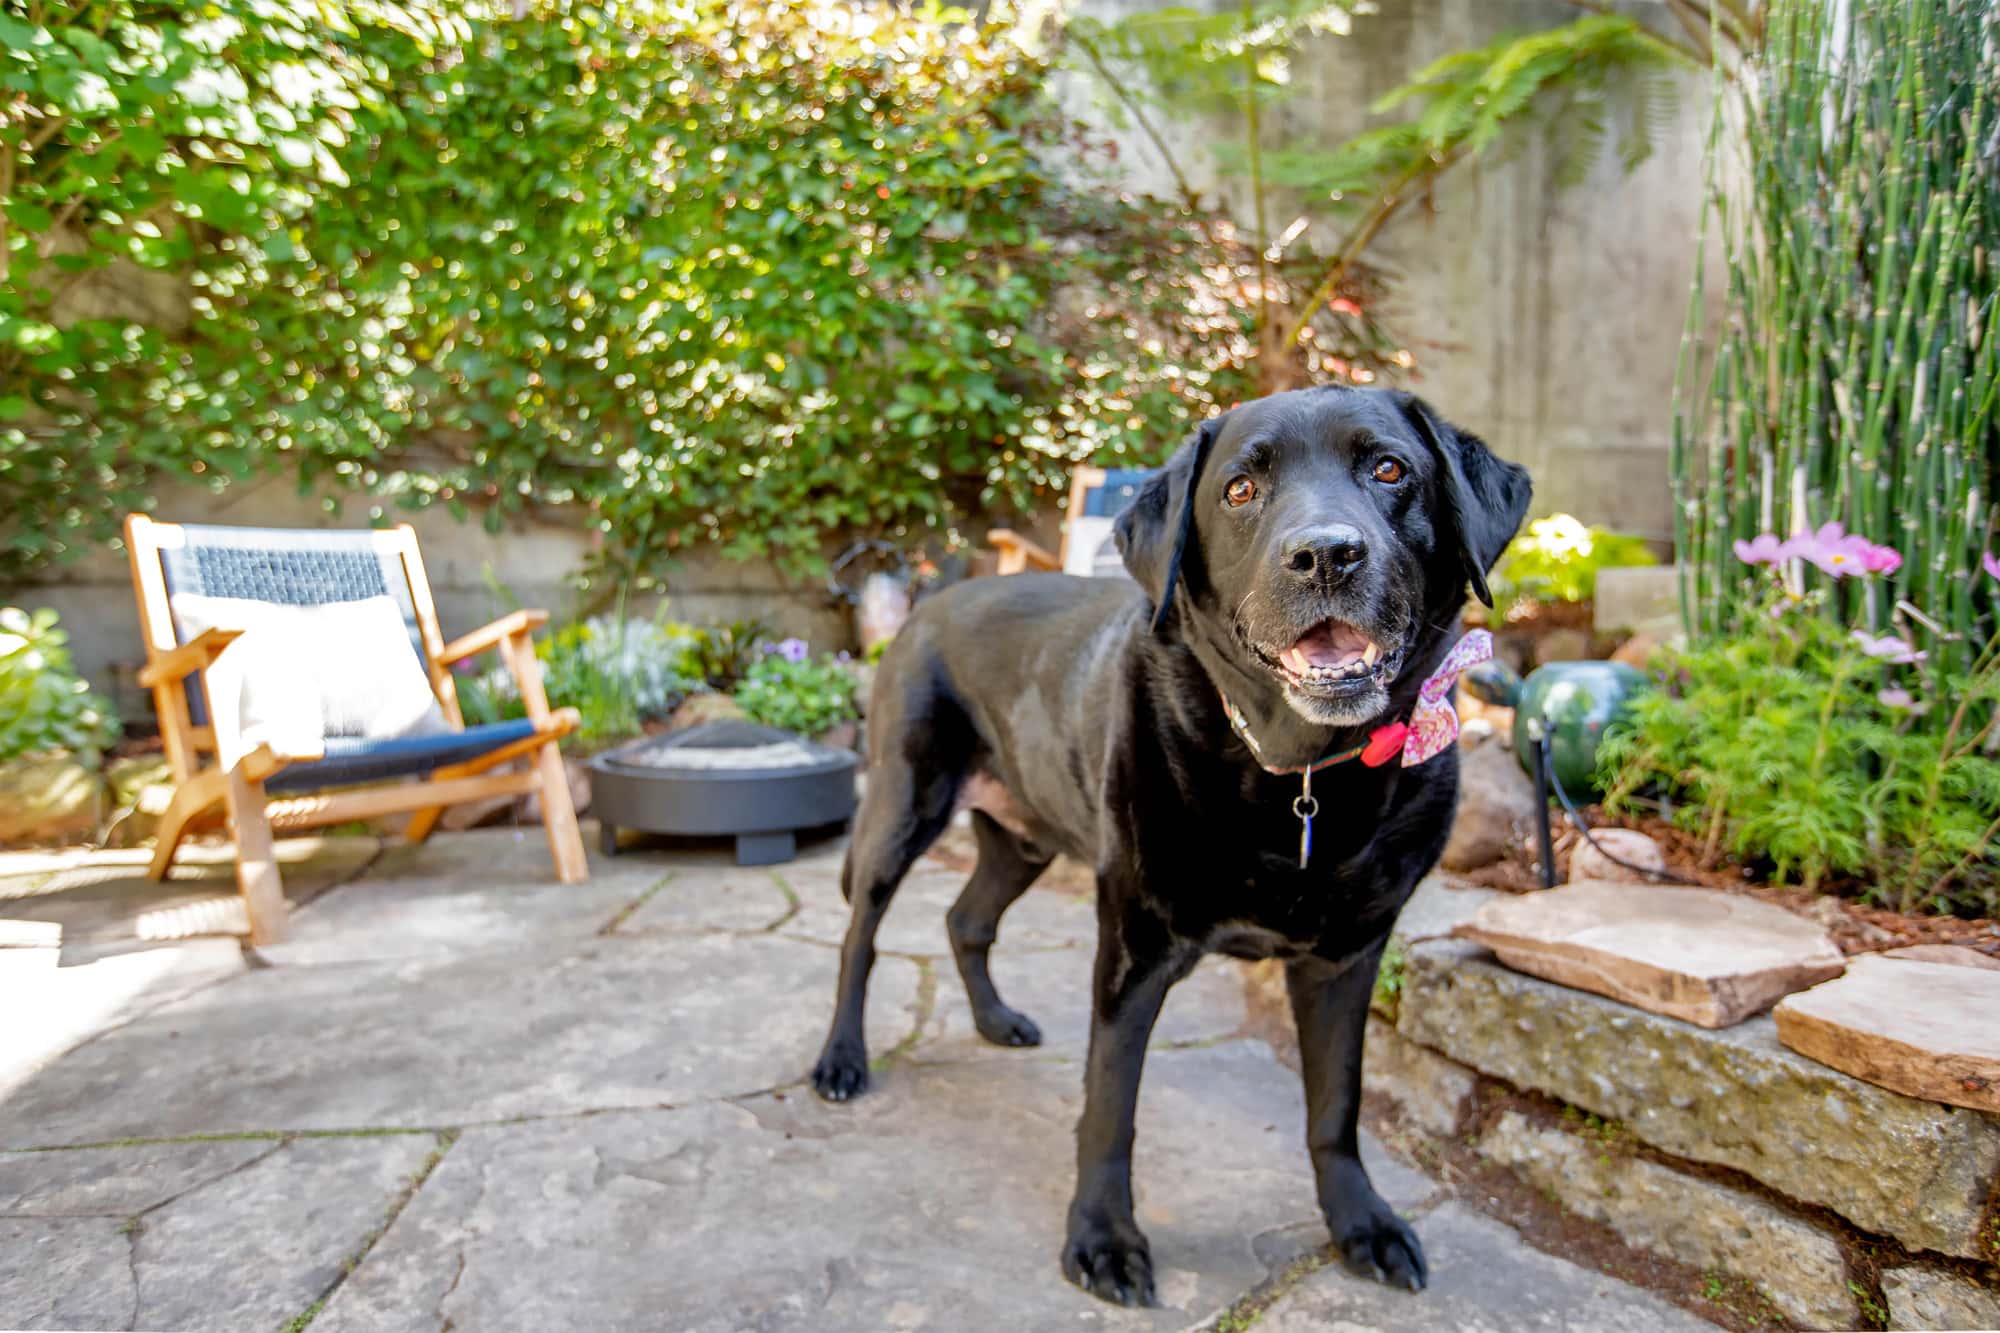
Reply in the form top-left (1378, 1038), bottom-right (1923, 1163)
top-left (1361, 721), bottom-right (1408, 768)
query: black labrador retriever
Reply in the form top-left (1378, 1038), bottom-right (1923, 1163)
top-left (809, 386), bottom-right (1531, 1306)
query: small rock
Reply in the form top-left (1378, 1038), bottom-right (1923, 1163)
top-left (1609, 630), bottom-right (1665, 668)
top-left (1568, 829), bottom-right (1667, 883)
top-left (1533, 627), bottom-right (1592, 665)
top-left (1441, 742), bottom-right (1538, 872)
top-left (1878, 944), bottom-right (2000, 971)
top-left (1774, 955), bottom-right (2000, 1112)
top-left (1881, 1265), bottom-right (2000, 1331)
top-left (667, 692), bottom-right (746, 731)
top-left (1455, 881), bottom-right (1845, 1028)
top-left (0, 755), bottom-right (106, 846)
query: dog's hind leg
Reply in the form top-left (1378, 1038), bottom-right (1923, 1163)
top-left (810, 735), bottom-right (961, 1102)
top-left (948, 810), bottom-right (1052, 1047)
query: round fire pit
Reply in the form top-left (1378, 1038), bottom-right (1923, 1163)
top-left (588, 720), bottom-right (858, 866)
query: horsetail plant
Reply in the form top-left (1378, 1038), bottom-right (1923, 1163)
top-left (1674, 0), bottom-right (2000, 714)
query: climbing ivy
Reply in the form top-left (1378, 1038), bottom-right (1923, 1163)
top-left (1, 1), bottom-right (1402, 584)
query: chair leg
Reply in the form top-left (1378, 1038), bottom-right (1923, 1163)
top-left (533, 739), bottom-right (588, 884)
top-left (224, 765), bottom-right (290, 946)
top-left (148, 769), bottom-right (226, 882)
top-left (403, 804), bottom-right (445, 845)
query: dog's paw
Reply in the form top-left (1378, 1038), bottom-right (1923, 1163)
top-left (809, 1042), bottom-right (869, 1102)
top-left (1061, 1217), bottom-right (1156, 1307)
top-left (1329, 1198), bottom-right (1427, 1292)
top-left (972, 1003), bottom-right (1042, 1048)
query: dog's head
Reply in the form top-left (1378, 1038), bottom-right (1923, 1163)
top-left (1114, 387), bottom-right (1531, 727)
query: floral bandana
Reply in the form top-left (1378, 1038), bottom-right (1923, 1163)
top-left (1395, 628), bottom-right (1492, 767)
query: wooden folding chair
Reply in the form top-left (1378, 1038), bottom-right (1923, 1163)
top-left (125, 515), bottom-right (587, 945)
top-left (988, 466), bottom-right (1154, 577)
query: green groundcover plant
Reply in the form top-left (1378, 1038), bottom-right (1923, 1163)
top-left (1601, 531), bottom-right (2000, 917)
top-left (457, 615), bottom-right (704, 749)
top-left (0, 607), bottom-right (119, 762)
top-left (1488, 513), bottom-right (1655, 618)
top-left (733, 639), bottom-right (860, 739)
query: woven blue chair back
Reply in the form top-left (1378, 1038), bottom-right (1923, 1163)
top-left (1078, 468), bottom-right (1154, 519)
top-left (157, 525), bottom-right (429, 727)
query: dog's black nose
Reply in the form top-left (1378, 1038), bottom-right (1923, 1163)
top-left (1283, 524), bottom-right (1369, 581)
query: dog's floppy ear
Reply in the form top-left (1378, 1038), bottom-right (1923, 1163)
top-left (1395, 392), bottom-right (1532, 607)
top-left (1115, 415), bottom-right (1222, 635)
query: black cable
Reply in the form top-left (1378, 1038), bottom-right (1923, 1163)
top-left (1536, 731), bottom-right (1700, 887)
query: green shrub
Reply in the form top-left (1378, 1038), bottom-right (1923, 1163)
top-left (1488, 513), bottom-right (1656, 617)
top-left (458, 615), bottom-right (703, 749)
top-left (677, 620), bottom-right (773, 694)
top-left (1600, 552), bottom-right (2000, 916)
top-left (3, 1), bottom-right (1365, 583)
top-left (0, 607), bottom-right (119, 762)
top-left (733, 642), bottom-right (859, 739)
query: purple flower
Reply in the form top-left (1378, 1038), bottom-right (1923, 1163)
top-left (1878, 688), bottom-right (1916, 710)
top-left (773, 637), bottom-right (809, 664)
top-left (1984, 552), bottom-right (2000, 581)
top-left (1851, 630), bottom-right (1927, 665)
top-left (1733, 533), bottom-right (1787, 566)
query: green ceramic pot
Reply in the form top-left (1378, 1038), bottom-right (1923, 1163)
top-left (1510, 660), bottom-right (1650, 799)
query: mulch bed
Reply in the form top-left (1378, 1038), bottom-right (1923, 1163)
top-left (1459, 806), bottom-right (2000, 960)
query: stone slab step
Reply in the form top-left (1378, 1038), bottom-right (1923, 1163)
top-left (1774, 954), bottom-right (2000, 1113)
top-left (1454, 880), bottom-right (1845, 1028)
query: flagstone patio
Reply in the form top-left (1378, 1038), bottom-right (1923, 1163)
top-left (0, 827), bottom-right (1713, 1332)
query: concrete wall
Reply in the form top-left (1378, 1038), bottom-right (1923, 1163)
top-left (1064, 0), bottom-right (1716, 539)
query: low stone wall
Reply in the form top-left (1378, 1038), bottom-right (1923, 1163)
top-left (1358, 936), bottom-right (2000, 1330)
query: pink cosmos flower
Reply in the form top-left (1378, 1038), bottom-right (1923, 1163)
top-left (1851, 630), bottom-right (1927, 665)
top-left (1859, 543), bottom-right (1902, 574)
top-left (1733, 533), bottom-right (1787, 566)
top-left (1791, 522), bottom-right (1876, 578)
top-left (1984, 552), bottom-right (2000, 581)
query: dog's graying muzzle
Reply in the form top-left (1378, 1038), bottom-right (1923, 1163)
top-left (1281, 523), bottom-right (1369, 585)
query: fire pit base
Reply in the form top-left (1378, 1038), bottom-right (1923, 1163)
top-left (588, 720), bottom-right (858, 867)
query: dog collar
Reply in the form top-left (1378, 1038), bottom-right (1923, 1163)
top-left (1216, 629), bottom-right (1493, 868)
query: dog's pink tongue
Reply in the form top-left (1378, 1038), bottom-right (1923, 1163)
top-left (1290, 620), bottom-right (1371, 668)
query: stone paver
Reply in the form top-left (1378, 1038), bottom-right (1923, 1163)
top-left (1774, 954), bottom-right (2000, 1112)
top-left (1255, 1203), bottom-right (1715, 1332)
top-left (0, 932), bottom-right (925, 1146)
top-left (317, 1044), bottom-right (1438, 1333)
top-left (1456, 881), bottom-right (1845, 1027)
top-left (0, 831), bottom-right (1720, 1331)
top-left (0, 835), bottom-right (381, 958)
top-left (0, 1134), bottom-right (440, 1332)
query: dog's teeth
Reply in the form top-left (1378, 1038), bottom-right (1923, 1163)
top-left (1285, 648), bottom-right (1310, 675)
top-left (1361, 642), bottom-right (1381, 666)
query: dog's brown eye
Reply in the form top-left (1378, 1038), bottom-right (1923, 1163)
top-left (1224, 477), bottom-right (1258, 507)
top-left (1372, 458), bottom-right (1405, 485)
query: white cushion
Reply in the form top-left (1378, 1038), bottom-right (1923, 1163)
top-left (169, 594), bottom-right (449, 762)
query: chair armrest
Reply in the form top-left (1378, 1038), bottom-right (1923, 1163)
top-left (438, 609), bottom-right (550, 665)
top-left (988, 529), bottom-right (1061, 573)
top-left (138, 628), bottom-right (243, 688)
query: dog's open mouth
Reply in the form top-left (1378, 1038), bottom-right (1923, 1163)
top-left (1257, 619), bottom-right (1400, 696)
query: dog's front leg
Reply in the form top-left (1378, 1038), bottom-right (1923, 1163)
top-left (1287, 941), bottom-right (1429, 1290)
top-left (1062, 898), bottom-right (1194, 1308)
